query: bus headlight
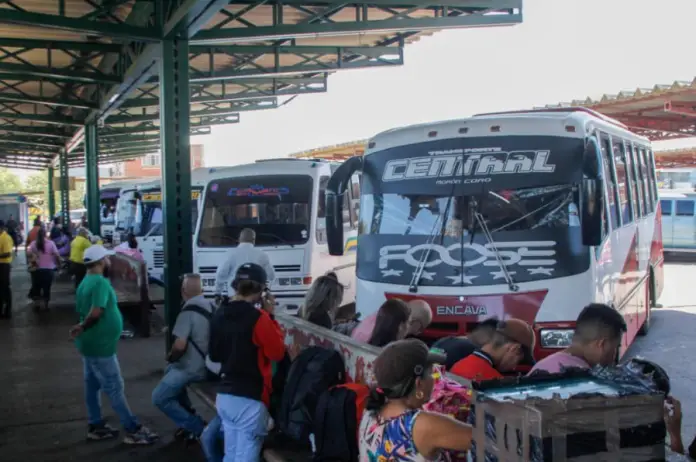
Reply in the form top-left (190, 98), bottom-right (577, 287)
top-left (539, 329), bottom-right (574, 348)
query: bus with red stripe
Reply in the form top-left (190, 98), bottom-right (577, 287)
top-left (324, 108), bottom-right (664, 360)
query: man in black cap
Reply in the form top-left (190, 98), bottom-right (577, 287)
top-left (208, 263), bottom-right (286, 461)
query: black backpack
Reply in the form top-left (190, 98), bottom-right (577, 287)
top-left (313, 383), bottom-right (370, 462)
top-left (278, 346), bottom-right (346, 444)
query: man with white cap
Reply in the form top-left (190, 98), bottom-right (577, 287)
top-left (69, 245), bottom-right (159, 445)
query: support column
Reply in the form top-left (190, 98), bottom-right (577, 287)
top-left (59, 150), bottom-right (70, 228)
top-left (84, 124), bottom-right (101, 236)
top-left (47, 166), bottom-right (56, 219)
top-left (160, 39), bottom-right (192, 350)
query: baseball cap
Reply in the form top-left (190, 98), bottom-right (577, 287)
top-left (233, 263), bottom-right (267, 286)
top-left (496, 318), bottom-right (536, 366)
top-left (373, 338), bottom-right (447, 398)
top-left (83, 245), bottom-right (114, 264)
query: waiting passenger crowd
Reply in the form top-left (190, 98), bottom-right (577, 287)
top-left (63, 227), bottom-right (695, 461)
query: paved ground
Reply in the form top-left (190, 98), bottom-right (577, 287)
top-left (628, 253), bottom-right (696, 443)
top-left (1, 251), bottom-right (695, 462)
top-left (0, 254), bottom-right (213, 462)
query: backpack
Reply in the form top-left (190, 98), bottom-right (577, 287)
top-left (313, 383), bottom-right (370, 462)
top-left (278, 346), bottom-right (346, 444)
top-left (180, 303), bottom-right (220, 382)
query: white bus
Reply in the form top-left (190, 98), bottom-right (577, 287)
top-left (110, 179), bottom-right (155, 245)
top-left (134, 168), bottom-right (213, 285)
top-left (325, 108), bottom-right (664, 360)
top-left (194, 158), bottom-right (359, 314)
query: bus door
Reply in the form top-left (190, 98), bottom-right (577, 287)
top-left (672, 199), bottom-right (696, 249)
top-left (659, 199), bottom-right (673, 248)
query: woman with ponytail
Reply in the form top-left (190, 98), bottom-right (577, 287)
top-left (359, 339), bottom-right (473, 461)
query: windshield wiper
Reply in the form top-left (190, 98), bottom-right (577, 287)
top-left (474, 211), bottom-right (519, 292)
top-left (408, 195), bottom-right (454, 293)
top-left (257, 232), bottom-right (295, 248)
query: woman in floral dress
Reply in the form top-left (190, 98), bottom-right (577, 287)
top-left (359, 339), bottom-right (473, 461)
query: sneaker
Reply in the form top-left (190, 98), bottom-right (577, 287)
top-left (173, 428), bottom-right (188, 441)
top-left (183, 432), bottom-right (199, 447)
top-left (87, 423), bottom-right (119, 441)
top-left (124, 425), bottom-right (159, 445)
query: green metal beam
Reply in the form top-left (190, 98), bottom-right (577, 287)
top-left (160, 39), bottom-right (192, 349)
top-left (58, 150), bottom-right (69, 226)
top-left (192, 12), bottom-right (522, 44)
top-left (0, 136), bottom-right (63, 149)
top-left (0, 38), bottom-right (123, 53)
top-left (0, 139), bottom-right (60, 152)
top-left (0, 10), bottom-right (160, 42)
top-left (164, 0), bottom-right (235, 38)
top-left (0, 112), bottom-right (82, 127)
top-left (100, 143), bottom-right (160, 154)
top-left (0, 125), bottom-right (70, 139)
top-left (0, 93), bottom-right (98, 111)
top-left (99, 135), bottom-right (161, 146)
top-left (0, 144), bottom-right (55, 156)
top-left (0, 161), bottom-right (45, 171)
top-left (84, 124), bottom-right (100, 235)
top-left (99, 125), bottom-right (212, 137)
top-left (47, 167), bottom-right (56, 219)
top-left (0, 62), bottom-right (121, 85)
top-left (108, 98), bottom-right (275, 124)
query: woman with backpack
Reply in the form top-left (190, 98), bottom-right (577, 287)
top-left (359, 339), bottom-right (473, 461)
top-left (27, 227), bottom-right (60, 311)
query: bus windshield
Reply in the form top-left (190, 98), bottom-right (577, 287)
top-left (198, 174), bottom-right (313, 247)
top-left (136, 196), bottom-right (200, 237)
top-left (359, 184), bottom-right (579, 237)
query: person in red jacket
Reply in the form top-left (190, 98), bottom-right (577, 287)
top-left (450, 318), bottom-right (534, 382)
top-left (208, 262), bottom-right (286, 462)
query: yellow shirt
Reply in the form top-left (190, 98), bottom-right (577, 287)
top-left (0, 231), bottom-right (13, 264)
top-left (70, 235), bottom-right (92, 263)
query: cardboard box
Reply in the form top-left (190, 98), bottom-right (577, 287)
top-left (469, 375), bottom-right (666, 462)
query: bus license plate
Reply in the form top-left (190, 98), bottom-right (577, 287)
top-left (202, 278), bottom-right (216, 288)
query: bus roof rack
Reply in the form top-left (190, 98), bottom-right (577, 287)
top-left (474, 106), bottom-right (628, 130)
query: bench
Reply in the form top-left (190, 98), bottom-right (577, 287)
top-left (109, 252), bottom-right (164, 337)
top-left (189, 312), bottom-right (381, 462)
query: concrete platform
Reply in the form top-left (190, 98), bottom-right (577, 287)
top-left (0, 254), bottom-right (212, 462)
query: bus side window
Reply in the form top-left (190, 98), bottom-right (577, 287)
top-left (600, 134), bottom-right (620, 229)
top-left (638, 148), bottom-right (653, 213)
top-left (626, 143), bottom-right (643, 218)
top-left (660, 199), bottom-right (672, 216)
top-left (647, 149), bottom-right (659, 207)
top-left (612, 139), bottom-right (632, 225)
top-left (675, 200), bottom-right (695, 217)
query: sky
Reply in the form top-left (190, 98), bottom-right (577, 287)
top-left (13, 0), bottom-right (696, 180)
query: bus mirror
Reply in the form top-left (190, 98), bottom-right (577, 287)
top-left (326, 156), bottom-right (363, 256)
top-left (582, 138), bottom-right (601, 180)
top-left (326, 191), bottom-right (344, 255)
top-left (581, 178), bottom-right (603, 247)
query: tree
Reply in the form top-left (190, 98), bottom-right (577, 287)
top-left (24, 172), bottom-right (86, 215)
top-left (0, 168), bottom-right (22, 195)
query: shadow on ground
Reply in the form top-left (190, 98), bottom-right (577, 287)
top-left (0, 256), bottom-right (212, 462)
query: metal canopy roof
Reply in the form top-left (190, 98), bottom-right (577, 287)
top-left (542, 78), bottom-right (696, 142)
top-left (0, 0), bottom-right (522, 171)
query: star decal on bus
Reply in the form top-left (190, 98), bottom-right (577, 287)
top-left (446, 275), bottom-right (478, 285)
top-left (381, 269), bottom-right (403, 277)
top-left (527, 266), bottom-right (554, 276)
top-left (491, 270), bottom-right (517, 280)
top-left (419, 271), bottom-right (435, 281)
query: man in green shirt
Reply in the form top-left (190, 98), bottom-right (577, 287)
top-left (69, 245), bottom-right (159, 445)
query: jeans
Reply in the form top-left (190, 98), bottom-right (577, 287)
top-left (201, 415), bottom-right (224, 462)
top-left (83, 355), bottom-right (139, 432)
top-left (0, 263), bottom-right (11, 317)
top-left (151, 364), bottom-right (206, 435)
top-left (216, 394), bottom-right (269, 462)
